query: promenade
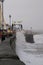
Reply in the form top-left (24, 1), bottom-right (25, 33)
top-left (0, 35), bottom-right (25, 65)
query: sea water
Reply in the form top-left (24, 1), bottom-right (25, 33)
top-left (16, 31), bottom-right (43, 65)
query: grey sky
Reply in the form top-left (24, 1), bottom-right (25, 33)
top-left (4, 0), bottom-right (43, 30)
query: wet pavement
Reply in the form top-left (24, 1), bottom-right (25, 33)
top-left (0, 38), bottom-right (15, 55)
top-left (0, 35), bottom-right (25, 65)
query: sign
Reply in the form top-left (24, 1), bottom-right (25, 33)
top-left (12, 21), bottom-right (16, 24)
top-left (17, 21), bottom-right (22, 23)
top-left (12, 20), bottom-right (22, 24)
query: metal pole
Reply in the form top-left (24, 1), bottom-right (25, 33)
top-left (1, 0), bottom-right (4, 29)
top-left (2, 1), bottom-right (4, 29)
top-left (9, 15), bottom-right (11, 26)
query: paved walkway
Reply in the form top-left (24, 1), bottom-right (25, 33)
top-left (0, 38), bottom-right (15, 55)
top-left (0, 36), bottom-right (25, 65)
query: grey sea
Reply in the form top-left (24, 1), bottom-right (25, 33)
top-left (16, 30), bottom-right (43, 65)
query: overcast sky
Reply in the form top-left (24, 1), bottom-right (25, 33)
top-left (3, 0), bottom-right (43, 30)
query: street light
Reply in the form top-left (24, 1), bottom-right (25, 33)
top-left (9, 15), bottom-right (11, 26)
top-left (0, 0), bottom-right (4, 29)
top-left (0, 0), bottom-right (4, 2)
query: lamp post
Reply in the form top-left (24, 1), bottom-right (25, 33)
top-left (30, 27), bottom-right (32, 34)
top-left (9, 15), bottom-right (11, 26)
top-left (0, 0), bottom-right (4, 29)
